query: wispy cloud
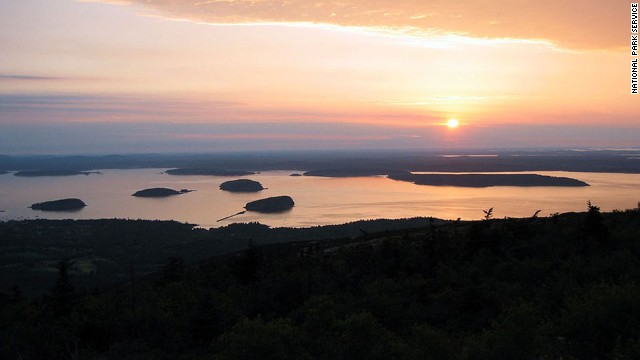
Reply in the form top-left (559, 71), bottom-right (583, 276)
top-left (0, 93), bottom-right (446, 126)
top-left (0, 94), bottom-right (248, 123)
top-left (0, 74), bottom-right (104, 82)
top-left (2, 121), bottom-right (638, 154)
top-left (86, 0), bottom-right (626, 49)
top-left (0, 74), bottom-right (71, 81)
top-left (386, 95), bottom-right (527, 106)
top-left (172, 133), bottom-right (389, 141)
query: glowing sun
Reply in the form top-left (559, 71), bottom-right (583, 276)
top-left (447, 118), bottom-right (459, 128)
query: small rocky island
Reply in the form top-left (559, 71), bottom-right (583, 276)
top-left (15, 170), bottom-right (97, 177)
top-left (30, 198), bottom-right (87, 211)
top-left (165, 168), bottom-right (255, 176)
top-left (132, 188), bottom-right (192, 197)
top-left (219, 179), bottom-right (265, 192)
top-left (244, 196), bottom-right (295, 213)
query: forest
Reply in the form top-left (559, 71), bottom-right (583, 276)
top-left (1, 204), bottom-right (640, 359)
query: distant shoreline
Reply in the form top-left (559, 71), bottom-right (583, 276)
top-left (2, 149), bottom-right (640, 174)
top-left (14, 170), bottom-right (100, 177)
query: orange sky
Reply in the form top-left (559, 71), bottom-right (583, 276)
top-left (0, 0), bottom-right (637, 153)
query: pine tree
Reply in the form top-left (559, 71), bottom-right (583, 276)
top-left (50, 259), bottom-right (75, 317)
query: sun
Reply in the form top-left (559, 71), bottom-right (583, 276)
top-left (447, 118), bottom-right (459, 129)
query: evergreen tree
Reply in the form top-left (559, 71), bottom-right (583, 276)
top-left (585, 200), bottom-right (608, 243)
top-left (49, 259), bottom-right (75, 317)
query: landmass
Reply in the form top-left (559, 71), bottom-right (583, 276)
top-left (219, 179), bottom-right (265, 192)
top-left (302, 168), bottom-right (589, 187)
top-left (2, 206), bottom-right (640, 359)
top-left (290, 173), bottom-right (303, 176)
top-left (14, 170), bottom-right (98, 177)
top-left (388, 172), bottom-right (589, 187)
top-left (0, 171), bottom-right (7, 175)
top-left (2, 149), bottom-right (640, 174)
top-left (0, 216), bottom-right (442, 294)
top-left (165, 168), bottom-right (255, 176)
top-left (132, 188), bottom-right (192, 197)
top-left (30, 198), bottom-right (87, 211)
top-left (245, 195), bottom-right (295, 213)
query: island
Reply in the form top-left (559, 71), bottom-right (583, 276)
top-left (387, 172), bottom-right (589, 187)
top-left (132, 188), bottom-right (192, 197)
top-left (0, 171), bottom-right (7, 175)
top-left (219, 179), bottom-right (265, 192)
top-left (165, 168), bottom-right (255, 176)
top-left (15, 170), bottom-right (97, 177)
top-left (30, 198), bottom-right (87, 211)
top-left (244, 196), bottom-right (295, 213)
top-left (290, 173), bottom-right (303, 177)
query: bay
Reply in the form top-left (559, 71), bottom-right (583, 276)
top-left (0, 169), bottom-right (638, 228)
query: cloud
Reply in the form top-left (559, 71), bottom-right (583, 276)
top-left (2, 120), bottom-right (638, 154)
top-left (0, 93), bottom-right (446, 126)
top-left (93, 0), bottom-right (626, 49)
top-left (0, 94), bottom-right (246, 123)
top-left (0, 74), bottom-right (75, 81)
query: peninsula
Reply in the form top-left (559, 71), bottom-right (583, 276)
top-left (388, 172), bottom-right (589, 187)
top-left (30, 198), bottom-right (87, 211)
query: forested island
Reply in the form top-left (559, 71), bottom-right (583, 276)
top-left (29, 198), bottom-right (87, 211)
top-left (219, 179), bottom-right (265, 192)
top-left (132, 187), bottom-right (192, 197)
top-left (1, 205), bottom-right (640, 358)
top-left (245, 195), bottom-right (294, 213)
top-left (388, 172), bottom-right (589, 187)
top-left (165, 168), bottom-right (255, 176)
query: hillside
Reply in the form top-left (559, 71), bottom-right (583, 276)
top-left (1, 205), bottom-right (640, 359)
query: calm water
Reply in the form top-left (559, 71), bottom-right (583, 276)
top-left (0, 169), bottom-right (638, 228)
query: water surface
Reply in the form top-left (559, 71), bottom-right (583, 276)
top-left (0, 169), bottom-right (638, 228)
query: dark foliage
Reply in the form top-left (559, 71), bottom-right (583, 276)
top-left (2, 205), bottom-right (640, 359)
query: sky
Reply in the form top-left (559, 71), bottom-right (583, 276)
top-left (0, 0), bottom-right (638, 154)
